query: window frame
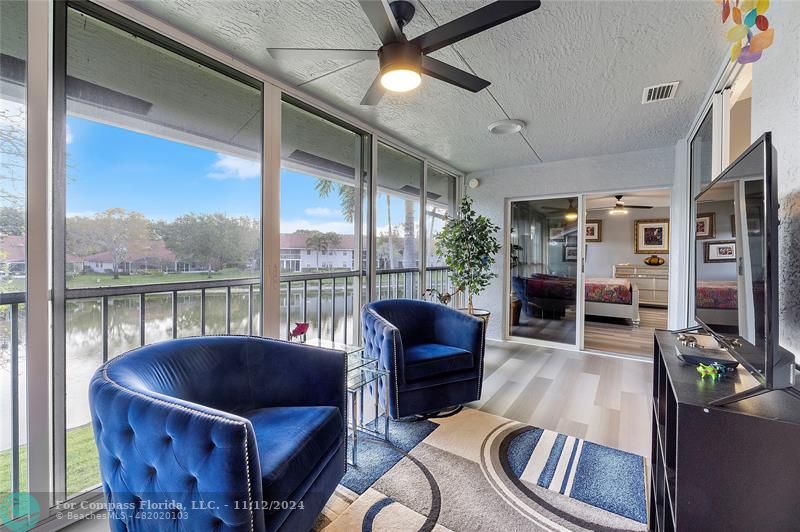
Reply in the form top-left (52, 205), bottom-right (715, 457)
top-left (29, 0), bottom-right (464, 525)
top-left (52, 0), bottom-right (265, 505)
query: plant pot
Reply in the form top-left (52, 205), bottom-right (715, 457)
top-left (510, 299), bottom-right (522, 326)
top-left (459, 308), bottom-right (491, 328)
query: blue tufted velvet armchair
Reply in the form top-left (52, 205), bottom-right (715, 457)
top-left (89, 336), bottom-right (346, 532)
top-left (362, 299), bottom-right (486, 419)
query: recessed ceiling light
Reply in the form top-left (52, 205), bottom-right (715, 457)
top-left (488, 119), bottom-right (525, 135)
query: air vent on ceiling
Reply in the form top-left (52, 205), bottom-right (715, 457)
top-left (641, 81), bottom-right (679, 104)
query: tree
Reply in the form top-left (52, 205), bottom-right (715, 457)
top-left (301, 230), bottom-right (342, 269)
top-left (66, 209), bottom-right (150, 278)
top-left (158, 213), bottom-right (258, 276)
top-left (0, 107), bottom-right (26, 209)
top-left (160, 213), bottom-right (250, 278)
top-left (0, 206), bottom-right (24, 236)
top-left (314, 179), bottom-right (356, 222)
top-left (402, 199), bottom-right (417, 268)
top-left (434, 196), bottom-right (501, 313)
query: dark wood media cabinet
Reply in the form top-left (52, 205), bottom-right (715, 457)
top-left (651, 330), bottom-right (800, 531)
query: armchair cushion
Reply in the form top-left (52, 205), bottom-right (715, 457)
top-left (404, 343), bottom-right (473, 382)
top-left (242, 406), bottom-right (342, 506)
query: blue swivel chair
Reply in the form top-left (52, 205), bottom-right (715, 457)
top-left (89, 336), bottom-right (346, 532)
top-left (362, 299), bottom-right (486, 419)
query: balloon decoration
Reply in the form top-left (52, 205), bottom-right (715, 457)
top-left (718, 0), bottom-right (774, 64)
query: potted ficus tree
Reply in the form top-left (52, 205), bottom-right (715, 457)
top-left (434, 195), bottom-right (501, 318)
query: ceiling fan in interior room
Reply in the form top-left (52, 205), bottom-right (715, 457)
top-left (587, 195), bottom-right (654, 215)
top-left (267, 0), bottom-right (541, 105)
top-left (540, 198), bottom-right (580, 221)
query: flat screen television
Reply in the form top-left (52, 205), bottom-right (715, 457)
top-left (694, 132), bottom-right (795, 401)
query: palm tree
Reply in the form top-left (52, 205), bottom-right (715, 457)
top-left (304, 230), bottom-right (342, 270)
top-left (403, 199), bottom-right (416, 268)
top-left (314, 180), bottom-right (356, 222)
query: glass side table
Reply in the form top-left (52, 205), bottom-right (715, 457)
top-left (303, 338), bottom-right (390, 465)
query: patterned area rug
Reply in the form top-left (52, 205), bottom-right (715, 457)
top-left (316, 408), bottom-right (648, 532)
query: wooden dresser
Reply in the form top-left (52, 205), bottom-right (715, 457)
top-left (613, 264), bottom-right (668, 307)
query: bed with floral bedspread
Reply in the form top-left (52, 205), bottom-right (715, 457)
top-left (696, 281), bottom-right (738, 309)
top-left (585, 278), bottom-right (633, 305)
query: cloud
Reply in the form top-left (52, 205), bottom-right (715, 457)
top-left (280, 219), bottom-right (354, 235)
top-left (304, 207), bottom-right (337, 217)
top-left (207, 154), bottom-right (260, 180)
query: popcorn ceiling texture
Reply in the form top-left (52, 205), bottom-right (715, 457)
top-left (751, 2), bottom-right (800, 361)
top-left (132, 0), bottom-right (728, 173)
top-left (466, 146), bottom-right (675, 340)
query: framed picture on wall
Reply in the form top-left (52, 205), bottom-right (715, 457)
top-left (704, 240), bottom-right (736, 263)
top-left (585, 220), bottom-right (603, 242)
top-left (563, 245), bottom-right (578, 262)
top-left (634, 219), bottom-right (670, 254)
top-left (696, 212), bottom-right (716, 239)
top-left (549, 227), bottom-right (564, 241)
top-left (746, 203), bottom-right (763, 236)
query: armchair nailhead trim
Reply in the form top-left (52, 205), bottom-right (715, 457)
top-left (364, 307), bottom-right (401, 418)
top-left (477, 318), bottom-right (486, 398)
top-left (101, 352), bottom-right (255, 532)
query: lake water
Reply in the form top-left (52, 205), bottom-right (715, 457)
top-left (0, 285), bottom-right (367, 452)
top-left (0, 269), bottom-right (433, 456)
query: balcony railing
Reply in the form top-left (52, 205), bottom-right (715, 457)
top-left (0, 266), bottom-right (451, 496)
top-left (280, 266), bottom-right (451, 344)
top-left (0, 291), bottom-right (24, 497)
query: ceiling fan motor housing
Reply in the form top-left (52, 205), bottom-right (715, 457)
top-left (378, 41), bottom-right (422, 75)
top-left (389, 0), bottom-right (416, 29)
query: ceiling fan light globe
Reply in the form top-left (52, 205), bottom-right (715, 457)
top-left (380, 68), bottom-right (422, 92)
top-left (609, 207), bottom-right (628, 215)
top-left (564, 212), bottom-right (578, 222)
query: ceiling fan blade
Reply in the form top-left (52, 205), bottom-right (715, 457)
top-left (420, 56), bottom-right (490, 92)
top-left (360, 74), bottom-right (386, 105)
top-left (358, 0), bottom-right (403, 45)
top-left (627, 205), bottom-right (654, 209)
top-left (411, 0), bottom-right (541, 54)
top-left (268, 48), bottom-right (376, 61)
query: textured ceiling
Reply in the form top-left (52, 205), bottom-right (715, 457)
top-left (131, 0), bottom-right (729, 173)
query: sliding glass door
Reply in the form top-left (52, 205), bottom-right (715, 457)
top-left (0, 0), bottom-right (28, 508)
top-left (508, 196), bottom-right (581, 346)
top-left (376, 142), bottom-right (423, 299)
top-left (60, 4), bottom-right (263, 499)
top-left (280, 100), bottom-right (365, 343)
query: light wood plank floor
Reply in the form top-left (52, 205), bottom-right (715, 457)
top-left (66, 341), bottom-right (654, 532)
top-left (470, 340), bottom-right (653, 458)
top-left (584, 306), bottom-right (668, 359)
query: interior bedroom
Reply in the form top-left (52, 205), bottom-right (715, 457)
top-left (583, 190), bottom-right (672, 358)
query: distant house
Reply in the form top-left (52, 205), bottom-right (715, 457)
top-left (80, 240), bottom-right (208, 274)
top-left (280, 233), bottom-right (357, 273)
top-left (0, 234), bottom-right (83, 276)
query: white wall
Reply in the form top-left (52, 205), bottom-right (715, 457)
top-left (467, 146), bottom-right (675, 340)
top-left (585, 207), bottom-right (670, 278)
top-left (668, 140), bottom-right (691, 329)
top-left (750, 3), bottom-right (800, 359)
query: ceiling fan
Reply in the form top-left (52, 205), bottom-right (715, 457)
top-left (540, 199), bottom-right (580, 221)
top-left (267, 0), bottom-right (541, 105)
top-left (588, 195), bottom-right (654, 215)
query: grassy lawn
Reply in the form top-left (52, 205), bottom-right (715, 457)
top-left (0, 423), bottom-right (99, 496)
top-left (66, 268), bottom-right (258, 289)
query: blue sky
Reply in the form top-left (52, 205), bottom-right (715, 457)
top-left (66, 116), bottom-right (419, 235)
